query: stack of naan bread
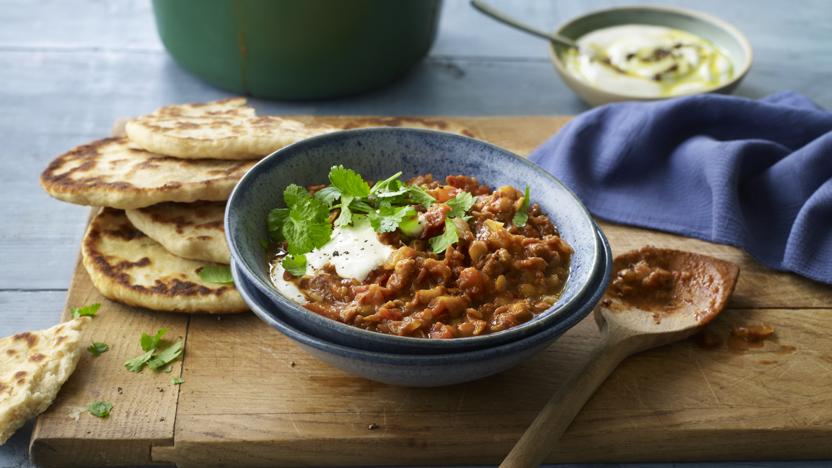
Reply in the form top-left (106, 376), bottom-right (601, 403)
top-left (40, 98), bottom-right (477, 314)
top-left (39, 98), bottom-right (341, 314)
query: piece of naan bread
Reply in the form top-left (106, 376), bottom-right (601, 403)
top-left (40, 137), bottom-right (254, 209)
top-left (0, 318), bottom-right (89, 445)
top-left (125, 98), bottom-right (337, 160)
top-left (337, 116), bottom-right (478, 138)
top-left (82, 209), bottom-right (247, 314)
top-left (125, 201), bottom-right (230, 264)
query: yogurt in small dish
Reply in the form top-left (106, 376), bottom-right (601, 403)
top-left (562, 24), bottom-right (735, 99)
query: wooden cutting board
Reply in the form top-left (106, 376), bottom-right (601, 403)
top-left (30, 117), bottom-right (832, 467)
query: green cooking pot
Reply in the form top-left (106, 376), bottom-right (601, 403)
top-left (152, 0), bottom-right (443, 100)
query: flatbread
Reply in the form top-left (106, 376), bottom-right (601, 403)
top-left (125, 99), bottom-right (336, 160)
top-left (40, 137), bottom-right (254, 209)
top-left (82, 208), bottom-right (247, 314)
top-left (338, 116), bottom-right (478, 138)
top-left (1, 318), bottom-right (89, 445)
top-left (125, 201), bottom-right (230, 264)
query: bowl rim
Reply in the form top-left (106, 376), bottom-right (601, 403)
top-left (230, 223), bottom-right (613, 365)
top-left (225, 127), bottom-right (602, 351)
top-left (548, 4), bottom-right (753, 101)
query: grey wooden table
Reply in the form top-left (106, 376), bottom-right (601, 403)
top-left (1, 1), bottom-right (830, 467)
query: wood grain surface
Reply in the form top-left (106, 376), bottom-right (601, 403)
top-left (28, 116), bottom-right (832, 467)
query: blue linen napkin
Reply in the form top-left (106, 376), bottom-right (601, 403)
top-left (530, 91), bottom-right (832, 285)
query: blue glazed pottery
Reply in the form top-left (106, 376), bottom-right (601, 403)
top-left (226, 128), bottom-right (608, 354)
top-left (231, 224), bottom-right (611, 386)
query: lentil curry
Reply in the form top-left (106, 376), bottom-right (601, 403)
top-left (266, 167), bottom-right (572, 339)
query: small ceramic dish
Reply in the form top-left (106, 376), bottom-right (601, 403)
top-left (231, 223), bottom-right (611, 386)
top-left (549, 5), bottom-right (753, 106)
top-left (226, 128), bottom-right (607, 354)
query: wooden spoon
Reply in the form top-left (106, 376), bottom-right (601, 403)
top-left (501, 247), bottom-right (740, 468)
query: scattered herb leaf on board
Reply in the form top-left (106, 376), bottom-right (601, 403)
top-left (125, 328), bottom-right (184, 373)
top-left (87, 342), bottom-right (109, 357)
top-left (72, 303), bottom-right (100, 319)
top-left (88, 401), bottom-right (113, 418)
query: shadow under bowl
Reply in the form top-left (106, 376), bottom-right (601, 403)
top-left (226, 128), bottom-right (605, 354)
top-left (231, 224), bottom-right (611, 387)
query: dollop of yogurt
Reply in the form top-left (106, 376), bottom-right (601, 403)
top-left (269, 220), bottom-right (394, 304)
top-left (562, 24), bottom-right (734, 98)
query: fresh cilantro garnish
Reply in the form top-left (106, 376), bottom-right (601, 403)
top-left (72, 303), bottom-right (100, 319)
top-left (267, 208), bottom-right (289, 241)
top-left (447, 191), bottom-right (475, 218)
top-left (124, 350), bottom-right (154, 373)
top-left (369, 203), bottom-right (416, 233)
top-left (396, 185), bottom-right (435, 208)
top-left (87, 342), bottom-right (109, 357)
top-left (147, 340), bottom-right (184, 370)
top-left (266, 167), bottom-right (441, 261)
top-left (429, 219), bottom-right (459, 254)
top-left (283, 184), bottom-right (308, 207)
top-left (282, 254), bottom-right (307, 277)
top-left (329, 165), bottom-right (371, 198)
top-left (197, 265), bottom-right (234, 284)
top-left (370, 171), bottom-right (407, 197)
top-left (88, 401), bottom-right (113, 418)
top-left (350, 200), bottom-right (373, 213)
top-left (314, 186), bottom-right (341, 207)
top-left (512, 185), bottom-right (531, 227)
top-left (334, 195), bottom-right (354, 227)
top-left (171, 377), bottom-right (184, 385)
top-left (125, 328), bottom-right (184, 373)
top-left (141, 328), bottom-right (168, 352)
top-left (271, 185), bottom-right (332, 260)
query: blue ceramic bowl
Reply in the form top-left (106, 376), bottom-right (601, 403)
top-left (227, 128), bottom-right (606, 354)
top-left (231, 224), bottom-right (611, 386)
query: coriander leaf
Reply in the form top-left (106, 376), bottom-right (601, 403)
top-left (404, 185), bottom-right (436, 208)
top-left (334, 194), bottom-right (354, 228)
top-left (171, 377), bottom-right (184, 385)
top-left (88, 400), bottom-right (113, 418)
top-left (198, 265), bottom-right (234, 284)
top-left (283, 184), bottom-right (308, 207)
top-left (283, 217), bottom-right (332, 255)
top-left (124, 349), bottom-right (154, 373)
top-left (289, 195), bottom-right (329, 223)
top-left (329, 165), bottom-right (370, 198)
top-left (267, 208), bottom-right (289, 241)
top-left (350, 200), bottom-right (373, 213)
top-left (141, 327), bottom-right (169, 352)
top-left (429, 219), bottom-right (459, 254)
top-left (512, 185), bottom-right (531, 227)
top-left (87, 342), bottom-right (109, 357)
top-left (282, 254), bottom-right (307, 277)
top-left (314, 186), bottom-right (342, 207)
top-left (369, 204), bottom-right (416, 233)
top-left (447, 191), bottom-right (475, 218)
top-left (147, 340), bottom-right (185, 370)
top-left (72, 303), bottom-right (100, 319)
top-left (370, 171), bottom-right (406, 197)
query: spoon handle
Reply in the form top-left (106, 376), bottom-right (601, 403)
top-left (469, 0), bottom-right (578, 48)
top-left (500, 331), bottom-right (633, 467)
